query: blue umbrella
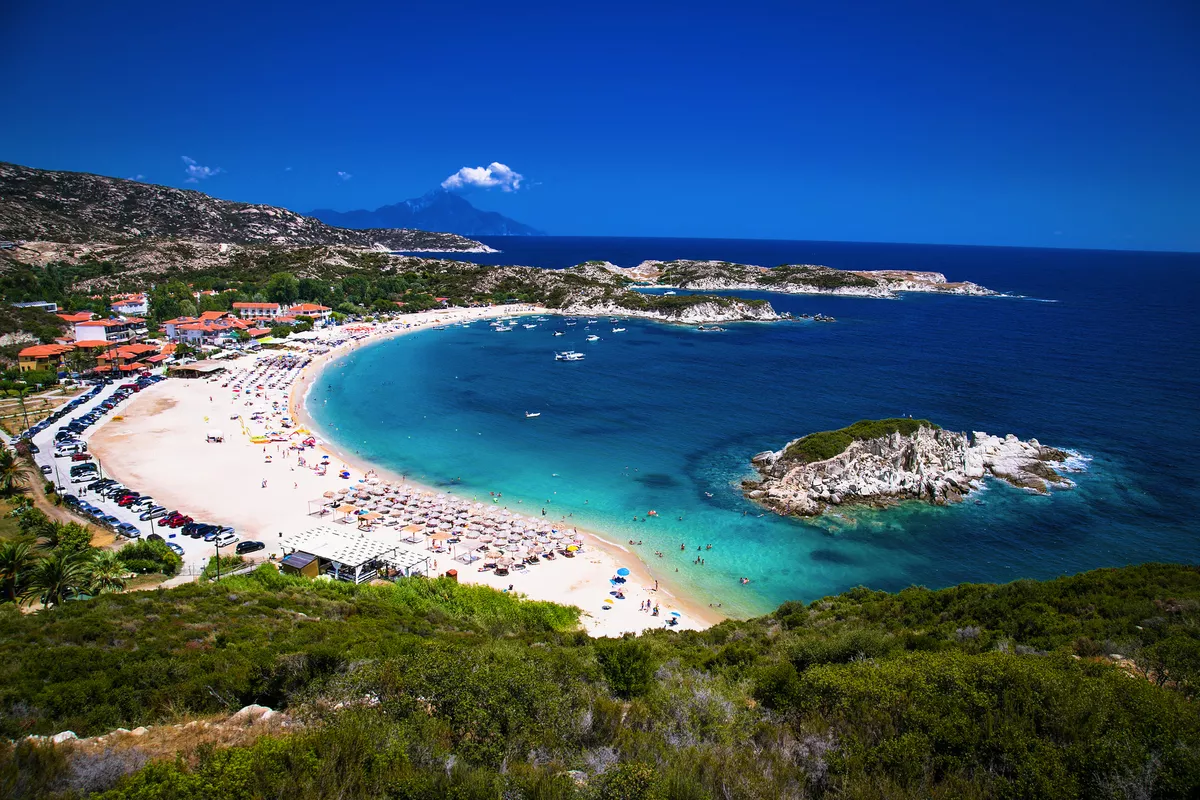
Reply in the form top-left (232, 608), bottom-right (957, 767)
top-left (616, 567), bottom-right (630, 576)
top-left (670, 611), bottom-right (681, 617)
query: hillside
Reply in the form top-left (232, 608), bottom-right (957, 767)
top-left (311, 189), bottom-right (543, 236)
top-left (1, 563), bottom-right (1198, 798)
top-left (0, 162), bottom-right (486, 251)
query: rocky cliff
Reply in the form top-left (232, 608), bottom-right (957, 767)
top-left (745, 423), bottom-right (1073, 516)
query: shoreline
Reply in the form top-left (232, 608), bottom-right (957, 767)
top-left (88, 306), bottom-right (723, 636)
top-left (287, 308), bottom-right (724, 632)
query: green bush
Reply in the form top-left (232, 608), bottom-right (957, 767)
top-left (595, 637), bottom-right (657, 699)
top-left (115, 539), bottom-right (181, 577)
top-left (783, 418), bottom-right (941, 463)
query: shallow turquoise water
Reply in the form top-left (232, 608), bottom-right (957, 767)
top-left (308, 239), bottom-right (1200, 616)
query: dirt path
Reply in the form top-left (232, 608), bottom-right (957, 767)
top-left (22, 457), bottom-right (115, 548)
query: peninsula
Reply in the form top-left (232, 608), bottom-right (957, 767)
top-left (744, 419), bottom-right (1074, 516)
top-left (596, 259), bottom-right (996, 297)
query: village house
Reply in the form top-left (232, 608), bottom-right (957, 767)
top-left (231, 301), bottom-right (283, 320)
top-left (109, 293), bottom-right (150, 316)
top-left (287, 302), bottom-right (333, 321)
top-left (17, 343), bottom-right (74, 373)
top-left (73, 317), bottom-right (148, 345)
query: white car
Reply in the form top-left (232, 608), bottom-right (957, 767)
top-left (215, 531), bottom-right (239, 548)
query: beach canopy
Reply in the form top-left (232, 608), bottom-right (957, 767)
top-left (670, 611), bottom-right (681, 617)
top-left (616, 567), bottom-right (630, 576)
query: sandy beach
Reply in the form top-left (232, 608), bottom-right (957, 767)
top-left (88, 306), bottom-right (722, 636)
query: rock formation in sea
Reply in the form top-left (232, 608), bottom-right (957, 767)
top-left (744, 421), bottom-right (1073, 516)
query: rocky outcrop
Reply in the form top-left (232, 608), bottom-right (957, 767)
top-left (597, 259), bottom-right (995, 298)
top-left (745, 425), bottom-right (1074, 516)
top-left (564, 298), bottom-right (780, 324)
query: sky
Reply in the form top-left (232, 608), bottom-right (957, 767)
top-left (2, 0), bottom-right (1199, 251)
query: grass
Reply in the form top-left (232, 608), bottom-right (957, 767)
top-left (782, 418), bottom-right (940, 463)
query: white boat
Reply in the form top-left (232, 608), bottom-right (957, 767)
top-left (495, 325), bottom-right (513, 332)
top-left (664, 290), bottom-right (676, 295)
top-left (555, 351), bottom-right (586, 361)
top-left (523, 324), bottom-right (538, 329)
top-left (565, 321), bottom-right (577, 326)
top-left (612, 327), bottom-right (626, 333)
top-left (525, 412), bottom-right (541, 418)
top-left (587, 319), bottom-right (599, 324)
top-left (586, 334), bottom-right (600, 341)
top-left (552, 331), bottom-right (565, 336)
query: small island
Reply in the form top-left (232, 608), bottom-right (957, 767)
top-left (744, 418), bottom-right (1073, 517)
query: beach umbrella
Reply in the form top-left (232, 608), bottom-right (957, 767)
top-left (670, 612), bottom-right (681, 617)
top-left (616, 568), bottom-right (630, 577)
top-left (566, 545), bottom-right (579, 552)
top-left (485, 550), bottom-right (502, 559)
top-left (323, 491), bottom-right (337, 498)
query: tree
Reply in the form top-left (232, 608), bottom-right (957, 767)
top-left (265, 272), bottom-right (300, 304)
top-left (87, 550), bottom-right (127, 595)
top-left (21, 549), bottom-right (92, 607)
top-left (0, 449), bottom-right (29, 496)
top-left (179, 299), bottom-right (197, 318)
top-left (0, 540), bottom-right (36, 603)
top-left (594, 637), bottom-right (657, 699)
top-left (54, 522), bottom-right (94, 554)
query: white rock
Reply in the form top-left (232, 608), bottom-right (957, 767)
top-left (50, 731), bottom-right (78, 743)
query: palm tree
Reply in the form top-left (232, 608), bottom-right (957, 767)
top-left (0, 540), bottom-right (37, 603)
top-left (21, 550), bottom-right (92, 608)
top-left (87, 550), bottom-right (127, 595)
top-left (0, 449), bottom-right (29, 496)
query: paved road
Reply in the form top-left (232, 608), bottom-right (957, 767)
top-left (25, 380), bottom-right (229, 571)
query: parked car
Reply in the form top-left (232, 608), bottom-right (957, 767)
top-left (156, 512), bottom-right (180, 527)
top-left (166, 542), bottom-right (184, 556)
top-left (235, 540), bottom-right (264, 555)
top-left (215, 531), bottom-right (239, 548)
top-left (71, 453), bottom-right (92, 462)
top-left (115, 523), bottom-right (140, 538)
top-left (167, 514), bottom-right (193, 529)
top-left (147, 533), bottom-right (164, 542)
top-left (100, 515), bottom-right (121, 527)
top-left (39, 465), bottom-right (52, 474)
top-left (61, 494), bottom-right (80, 506)
top-left (140, 507), bottom-right (168, 521)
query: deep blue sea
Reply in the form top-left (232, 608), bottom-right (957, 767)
top-left (310, 237), bottom-right (1200, 617)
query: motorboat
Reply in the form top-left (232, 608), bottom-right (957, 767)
top-left (611, 327), bottom-right (626, 333)
top-left (523, 324), bottom-right (538, 329)
top-left (696, 324), bottom-right (725, 332)
top-left (495, 325), bottom-right (513, 332)
top-left (586, 334), bottom-right (600, 342)
top-left (525, 412), bottom-right (541, 418)
top-left (664, 290), bottom-right (676, 295)
top-left (555, 351), bottom-right (586, 361)
top-left (552, 330), bottom-right (565, 336)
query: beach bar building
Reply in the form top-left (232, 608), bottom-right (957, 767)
top-left (279, 526), bottom-right (432, 583)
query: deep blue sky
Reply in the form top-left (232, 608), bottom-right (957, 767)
top-left (3, 0), bottom-right (1198, 251)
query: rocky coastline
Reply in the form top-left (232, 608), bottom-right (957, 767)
top-left (744, 422), bottom-right (1074, 517)
top-left (596, 259), bottom-right (995, 298)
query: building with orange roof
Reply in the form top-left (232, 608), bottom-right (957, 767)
top-left (110, 293), bottom-right (149, 316)
top-left (287, 302), bottom-right (332, 321)
top-left (73, 317), bottom-right (147, 345)
top-left (96, 342), bottom-right (162, 373)
top-left (57, 311), bottom-right (95, 325)
top-left (232, 301), bottom-right (282, 320)
top-left (17, 343), bottom-right (75, 373)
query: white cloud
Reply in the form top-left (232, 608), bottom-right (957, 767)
top-left (127, 174), bottom-right (145, 181)
top-left (181, 156), bottom-right (222, 183)
top-left (441, 162), bottom-right (524, 192)
top-left (337, 171), bottom-right (352, 181)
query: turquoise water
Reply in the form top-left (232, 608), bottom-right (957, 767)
top-left (309, 239), bottom-right (1200, 617)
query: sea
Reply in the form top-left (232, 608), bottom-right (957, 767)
top-left (307, 236), bottom-right (1200, 618)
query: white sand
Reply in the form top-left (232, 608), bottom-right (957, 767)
top-left (88, 306), bottom-right (722, 637)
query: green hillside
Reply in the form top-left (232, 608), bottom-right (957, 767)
top-left (2, 563), bottom-right (1198, 799)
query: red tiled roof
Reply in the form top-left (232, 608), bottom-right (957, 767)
top-left (145, 353), bottom-right (170, 363)
top-left (18, 344), bottom-right (74, 358)
top-left (232, 302), bottom-right (280, 310)
top-left (77, 317), bottom-right (143, 328)
top-left (288, 303), bottom-right (331, 313)
top-left (57, 312), bottom-right (95, 323)
top-left (72, 340), bottom-right (113, 348)
top-left (246, 327), bottom-right (271, 337)
top-left (199, 311), bottom-right (229, 321)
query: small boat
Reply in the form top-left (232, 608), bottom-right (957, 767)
top-left (525, 412), bottom-right (541, 418)
top-left (565, 321), bottom-right (577, 326)
top-left (495, 325), bottom-right (513, 332)
top-left (664, 290), bottom-right (676, 295)
top-left (696, 324), bottom-right (725, 332)
top-left (552, 331), bottom-right (565, 336)
top-left (704, 491), bottom-right (713, 498)
top-left (587, 319), bottom-right (599, 324)
top-left (555, 351), bottom-right (586, 361)
top-left (586, 334), bottom-right (600, 342)
top-left (523, 324), bottom-right (538, 329)
top-left (612, 327), bottom-right (626, 333)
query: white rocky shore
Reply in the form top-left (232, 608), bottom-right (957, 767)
top-left (596, 259), bottom-right (994, 298)
top-left (564, 298), bottom-right (780, 323)
top-left (745, 425), bottom-right (1074, 516)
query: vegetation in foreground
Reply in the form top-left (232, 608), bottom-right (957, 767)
top-left (0, 562), bottom-right (1197, 799)
top-left (782, 418), bottom-right (940, 464)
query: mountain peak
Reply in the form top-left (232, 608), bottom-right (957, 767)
top-left (309, 191), bottom-right (542, 237)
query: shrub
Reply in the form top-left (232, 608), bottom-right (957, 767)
top-left (783, 418), bottom-right (940, 464)
top-left (115, 539), bottom-right (181, 577)
top-left (595, 637), bottom-right (657, 700)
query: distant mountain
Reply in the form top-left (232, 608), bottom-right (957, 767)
top-left (0, 162), bottom-right (485, 252)
top-left (310, 190), bottom-right (544, 237)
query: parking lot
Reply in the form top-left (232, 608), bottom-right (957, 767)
top-left (22, 375), bottom-right (260, 571)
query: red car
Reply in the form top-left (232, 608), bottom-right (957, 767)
top-left (71, 453), bottom-right (93, 462)
top-left (157, 511), bottom-right (181, 527)
top-left (167, 514), bottom-right (193, 529)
